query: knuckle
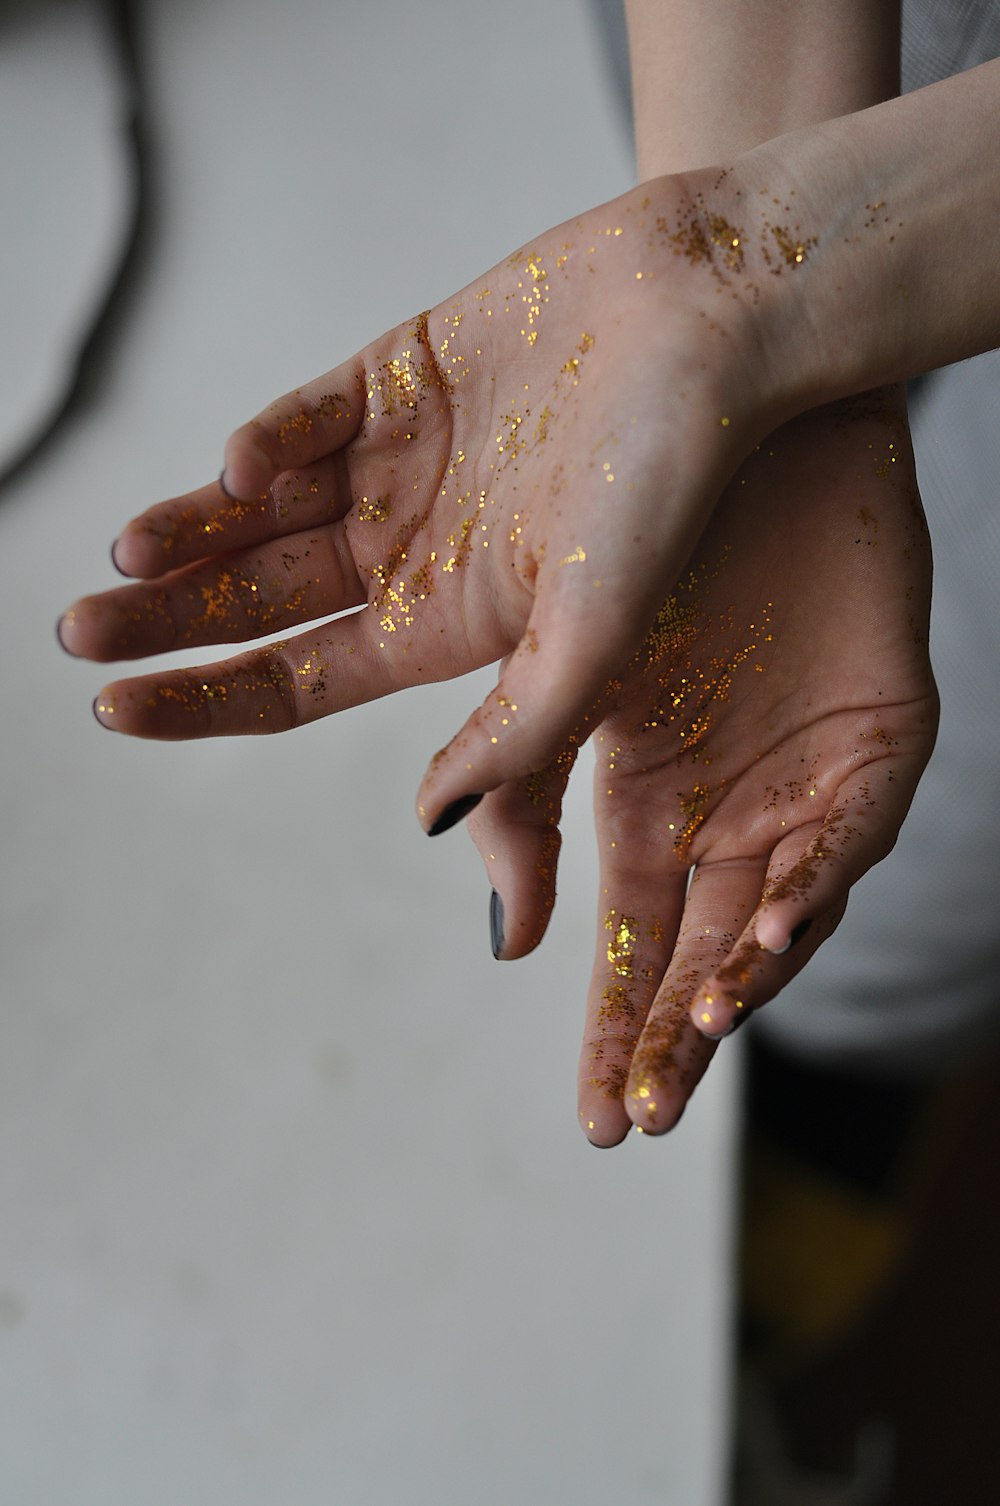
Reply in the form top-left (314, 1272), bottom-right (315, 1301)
top-left (247, 645), bottom-right (300, 732)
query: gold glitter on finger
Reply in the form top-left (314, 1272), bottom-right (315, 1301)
top-left (605, 909), bottom-right (639, 978)
top-left (357, 495), bottom-right (392, 523)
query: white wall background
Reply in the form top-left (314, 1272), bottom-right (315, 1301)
top-left (0, 3), bottom-right (738, 1502)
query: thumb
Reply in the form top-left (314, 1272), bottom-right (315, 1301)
top-left (417, 561), bottom-right (653, 835)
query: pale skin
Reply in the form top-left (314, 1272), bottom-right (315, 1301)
top-left (60, 19), bottom-right (1000, 1143)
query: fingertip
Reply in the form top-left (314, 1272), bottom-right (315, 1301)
top-left (92, 692), bottom-right (118, 730)
top-left (489, 887), bottom-right (505, 960)
top-left (624, 1083), bottom-right (686, 1137)
top-left (221, 434), bottom-right (274, 504)
top-left (690, 1000), bottom-right (753, 1040)
top-left (690, 985), bottom-right (728, 1038)
top-left (108, 526), bottom-right (157, 580)
top-left (217, 462), bottom-right (261, 504)
top-left (755, 914), bottom-right (789, 952)
top-left (56, 611), bottom-right (82, 658)
top-left (426, 793), bottom-right (484, 837)
top-left (755, 914), bottom-right (813, 954)
top-left (580, 1113), bottom-right (632, 1149)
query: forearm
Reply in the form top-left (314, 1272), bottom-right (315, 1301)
top-left (623, 0), bottom-right (1000, 422)
top-left (625, 0), bottom-right (900, 177)
top-left (724, 57), bottom-right (1000, 412)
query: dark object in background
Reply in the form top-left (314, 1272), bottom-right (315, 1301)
top-left (0, 0), bottom-right (153, 497)
top-left (732, 1029), bottom-right (1000, 1505)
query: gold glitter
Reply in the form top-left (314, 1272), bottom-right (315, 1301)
top-left (605, 910), bottom-right (638, 978)
top-left (274, 391), bottom-right (350, 444)
top-left (442, 514), bottom-right (475, 573)
top-left (534, 406), bottom-right (554, 446)
top-left (770, 225), bottom-right (816, 266)
top-left (560, 546), bottom-right (587, 566)
top-left (495, 409), bottom-right (527, 467)
top-left (357, 495), bottom-right (391, 523)
top-left (366, 312), bottom-right (444, 422)
top-left (294, 654), bottom-right (328, 698)
top-left (673, 784), bottom-right (710, 861)
top-left (599, 982), bottom-right (635, 1025)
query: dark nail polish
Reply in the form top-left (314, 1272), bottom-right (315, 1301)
top-left (490, 888), bottom-right (505, 959)
top-left (427, 793), bottom-right (482, 836)
top-left (789, 918), bottom-right (813, 947)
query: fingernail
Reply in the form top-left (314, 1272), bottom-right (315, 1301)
top-left (55, 612), bottom-right (79, 657)
top-left (697, 1000), bottom-right (753, 1040)
top-left (92, 695), bottom-right (116, 729)
top-left (489, 888), bottom-right (505, 959)
top-left (427, 793), bottom-right (482, 836)
top-left (110, 538), bottom-right (128, 576)
top-left (219, 468), bottom-right (235, 499)
top-left (771, 917), bottom-right (813, 955)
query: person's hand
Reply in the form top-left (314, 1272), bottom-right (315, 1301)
top-left (464, 393), bottom-right (936, 1144)
top-left (59, 172), bottom-right (936, 1142)
top-left (59, 171), bottom-right (797, 797)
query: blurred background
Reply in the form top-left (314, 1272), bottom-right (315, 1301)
top-left (0, 3), bottom-right (738, 1503)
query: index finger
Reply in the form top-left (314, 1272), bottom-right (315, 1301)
top-left (222, 356), bottom-right (367, 502)
top-left (111, 451), bottom-right (356, 580)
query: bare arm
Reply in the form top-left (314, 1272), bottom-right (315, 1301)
top-left (626, 0), bottom-right (900, 178)
top-left (628, 2), bottom-right (1000, 402)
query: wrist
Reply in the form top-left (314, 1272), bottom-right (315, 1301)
top-left (646, 160), bottom-right (833, 435)
top-left (712, 61), bottom-right (1000, 413)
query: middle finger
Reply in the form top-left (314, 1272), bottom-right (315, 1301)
top-left (62, 520), bottom-right (365, 662)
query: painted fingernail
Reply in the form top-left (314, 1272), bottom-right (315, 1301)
top-left (92, 695), bottom-right (116, 729)
top-left (427, 793), bottom-right (483, 837)
top-left (110, 538), bottom-right (128, 576)
top-left (489, 888), bottom-right (505, 959)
